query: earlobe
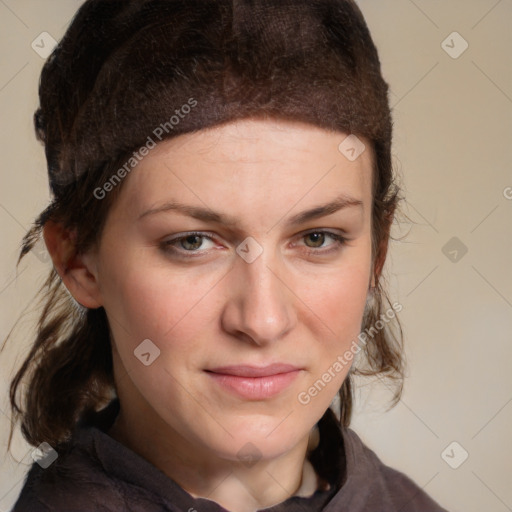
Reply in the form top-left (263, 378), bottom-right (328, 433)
top-left (42, 220), bottom-right (103, 309)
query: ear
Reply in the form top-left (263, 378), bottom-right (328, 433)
top-left (370, 237), bottom-right (388, 289)
top-left (370, 211), bottom-right (394, 290)
top-left (42, 220), bottom-right (102, 309)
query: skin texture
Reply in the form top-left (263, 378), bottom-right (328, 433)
top-left (44, 118), bottom-right (377, 512)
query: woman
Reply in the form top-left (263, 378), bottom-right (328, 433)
top-left (6, 0), bottom-right (448, 510)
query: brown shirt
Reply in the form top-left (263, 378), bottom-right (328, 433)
top-left (11, 399), bottom-right (449, 511)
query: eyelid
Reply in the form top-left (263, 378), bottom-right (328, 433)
top-left (297, 227), bottom-right (348, 238)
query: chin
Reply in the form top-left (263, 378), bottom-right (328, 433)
top-left (204, 418), bottom-right (308, 463)
top-left (215, 435), bottom-right (302, 464)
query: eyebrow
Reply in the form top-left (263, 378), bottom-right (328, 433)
top-left (138, 193), bottom-right (363, 228)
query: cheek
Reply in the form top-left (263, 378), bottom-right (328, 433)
top-left (295, 258), bottom-right (370, 400)
top-left (299, 257), bottom-right (371, 338)
top-left (99, 252), bottom-right (221, 348)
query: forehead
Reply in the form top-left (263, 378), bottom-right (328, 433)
top-left (111, 118), bottom-right (373, 227)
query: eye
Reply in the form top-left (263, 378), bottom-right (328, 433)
top-left (179, 234), bottom-right (209, 251)
top-left (160, 229), bottom-right (347, 260)
top-left (161, 232), bottom-right (217, 256)
top-left (298, 230), bottom-right (347, 253)
top-left (303, 232), bottom-right (328, 248)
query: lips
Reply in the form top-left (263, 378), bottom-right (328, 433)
top-left (205, 364), bottom-right (303, 400)
top-left (205, 363), bottom-right (300, 378)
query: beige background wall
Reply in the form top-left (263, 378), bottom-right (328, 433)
top-left (1, 1), bottom-right (511, 511)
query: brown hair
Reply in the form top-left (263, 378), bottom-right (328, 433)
top-left (3, 0), bottom-right (405, 451)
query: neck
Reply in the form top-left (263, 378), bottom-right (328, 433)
top-left (108, 406), bottom-right (314, 512)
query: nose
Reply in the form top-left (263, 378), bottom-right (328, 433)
top-left (220, 250), bottom-right (297, 346)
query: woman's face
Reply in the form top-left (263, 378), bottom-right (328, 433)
top-left (90, 118), bottom-right (374, 463)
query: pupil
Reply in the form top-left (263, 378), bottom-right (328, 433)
top-left (306, 233), bottom-right (324, 247)
top-left (182, 235), bottom-right (202, 250)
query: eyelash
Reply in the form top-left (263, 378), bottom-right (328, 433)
top-left (160, 230), bottom-right (348, 259)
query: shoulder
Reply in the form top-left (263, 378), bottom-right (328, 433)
top-left (330, 427), bottom-right (450, 512)
top-left (10, 433), bottom-right (123, 512)
top-left (11, 400), bottom-right (128, 511)
top-left (9, 466), bottom-right (51, 512)
top-left (10, 419), bottom-right (181, 512)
